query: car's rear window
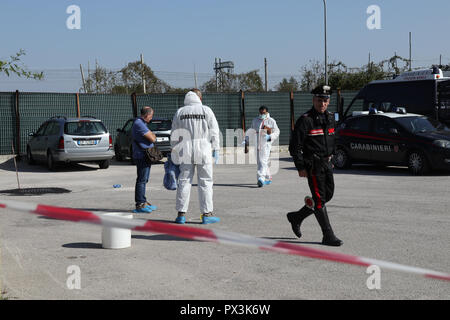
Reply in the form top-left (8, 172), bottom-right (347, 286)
top-left (65, 121), bottom-right (107, 136)
top-left (148, 120), bottom-right (172, 131)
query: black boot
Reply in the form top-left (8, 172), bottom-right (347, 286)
top-left (313, 206), bottom-right (343, 246)
top-left (287, 206), bottom-right (314, 238)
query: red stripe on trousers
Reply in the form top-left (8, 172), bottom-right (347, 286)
top-left (311, 174), bottom-right (322, 209)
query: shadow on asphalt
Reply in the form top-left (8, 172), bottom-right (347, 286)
top-left (74, 208), bottom-right (133, 213)
top-left (62, 242), bottom-right (103, 249)
top-left (110, 159), bottom-right (165, 166)
top-left (0, 157), bottom-right (165, 173)
top-left (132, 234), bottom-right (198, 242)
top-left (207, 183), bottom-right (259, 189)
top-left (0, 158), bottom-right (98, 173)
top-left (262, 236), bottom-right (322, 246)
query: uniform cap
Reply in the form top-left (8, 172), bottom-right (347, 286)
top-left (311, 85), bottom-right (332, 98)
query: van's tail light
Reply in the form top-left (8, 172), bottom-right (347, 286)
top-left (58, 137), bottom-right (65, 150)
top-left (109, 135), bottom-right (113, 149)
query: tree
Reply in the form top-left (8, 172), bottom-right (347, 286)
top-left (237, 70), bottom-right (264, 92)
top-left (165, 87), bottom-right (193, 94)
top-left (84, 65), bottom-right (120, 94)
top-left (299, 60), bottom-right (325, 92)
top-left (201, 70), bottom-right (264, 92)
top-left (275, 77), bottom-right (300, 92)
top-left (81, 60), bottom-right (173, 94)
top-left (0, 49), bottom-right (43, 79)
top-left (299, 55), bottom-right (411, 91)
top-left (120, 61), bottom-right (171, 94)
top-left (439, 64), bottom-right (450, 71)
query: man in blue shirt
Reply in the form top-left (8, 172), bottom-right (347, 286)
top-left (132, 106), bottom-right (157, 213)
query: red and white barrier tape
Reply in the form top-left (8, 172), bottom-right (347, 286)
top-left (1, 199), bottom-right (449, 282)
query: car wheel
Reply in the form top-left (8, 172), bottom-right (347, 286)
top-left (333, 148), bottom-right (351, 169)
top-left (99, 160), bottom-right (110, 169)
top-left (27, 147), bottom-right (35, 165)
top-left (47, 151), bottom-right (56, 171)
top-left (408, 151), bottom-right (429, 175)
top-left (114, 144), bottom-right (123, 161)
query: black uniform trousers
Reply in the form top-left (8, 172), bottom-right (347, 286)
top-left (306, 160), bottom-right (334, 210)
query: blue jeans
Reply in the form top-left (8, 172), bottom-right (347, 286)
top-left (135, 158), bottom-right (151, 206)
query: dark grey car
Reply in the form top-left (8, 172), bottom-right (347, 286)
top-left (114, 118), bottom-right (172, 162)
top-left (27, 116), bottom-right (115, 170)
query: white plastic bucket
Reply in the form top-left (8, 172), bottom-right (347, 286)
top-left (101, 212), bottom-right (133, 249)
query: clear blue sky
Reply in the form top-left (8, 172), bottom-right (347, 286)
top-left (1, 0), bottom-right (449, 91)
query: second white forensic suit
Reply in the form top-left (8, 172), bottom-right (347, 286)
top-left (249, 113), bottom-right (280, 183)
top-left (171, 91), bottom-right (220, 214)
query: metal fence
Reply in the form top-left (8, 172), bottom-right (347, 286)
top-left (0, 90), bottom-right (361, 155)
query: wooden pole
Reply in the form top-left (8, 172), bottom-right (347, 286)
top-left (141, 54), bottom-right (146, 94)
top-left (290, 91), bottom-right (295, 132)
top-left (80, 64), bottom-right (87, 93)
top-left (76, 93), bottom-right (81, 118)
top-left (264, 58), bottom-right (268, 92)
top-left (240, 90), bottom-right (246, 132)
top-left (131, 92), bottom-right (137, 118)
top-left (409, 32), bottom-right (412, 71)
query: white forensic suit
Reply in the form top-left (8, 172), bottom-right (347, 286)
top-left (248, 113), bottom-right (280, 183)
top-left (171, 91), bottom-right (220, 214)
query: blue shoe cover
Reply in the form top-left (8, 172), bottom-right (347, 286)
top-left (145, 204), bottom-right (157, 211)
top-left (257, 178), bottom-right (264, 187)
top-left (175, 216), bottom-right (186, 224)
top-left (133, 207), bottom-right (152, 214)
top-left (202, 215), bottom-right (220, 224)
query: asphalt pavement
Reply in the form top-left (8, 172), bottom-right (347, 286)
top-left (0, 150), bottom-right (449, 300)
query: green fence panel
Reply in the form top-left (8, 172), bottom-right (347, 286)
top-left (203, 93), bottom-right (242, 147)
top-left (0, 92), bottom-right (15, 155)
top-left (137, 93), bottom-right (242, 147)
top-left (79, 94), bottom-right (134, 145)
top-left (341, 91), bottom-right (363, 115)
top-left (136, 93), bottom-right (182, 120)
top-left (18, 92), bottom-right (77, 154)
top-left (293, 92), bottom-right (313, 122)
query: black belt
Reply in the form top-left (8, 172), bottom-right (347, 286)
top-left (311, 154), bottom-right (333, 162)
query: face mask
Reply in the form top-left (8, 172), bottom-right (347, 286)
top-left (259, 114), bottom-right (267, 120)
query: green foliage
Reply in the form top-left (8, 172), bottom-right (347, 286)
top-left (275, 77), bottom-right (300, 92)
top-left (202, 70), bottom-right (264, 92)
top-left (84, 66), bottom-right (120, 94)
top-left (120, 61), bottom-right (171, 93)
top-left (440, 64), bottom-right (450, 71)
top-left (0, 49), bottom-right (43, 80)
top-left (82, 60), bottom-right (173, 94)
top-left (299, 55), bottom-right (412, 91)
top-left (165, 87), bottom-right (193, 94)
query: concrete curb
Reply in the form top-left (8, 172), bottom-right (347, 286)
top-left (0, 155), bottom-right (16, 165)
